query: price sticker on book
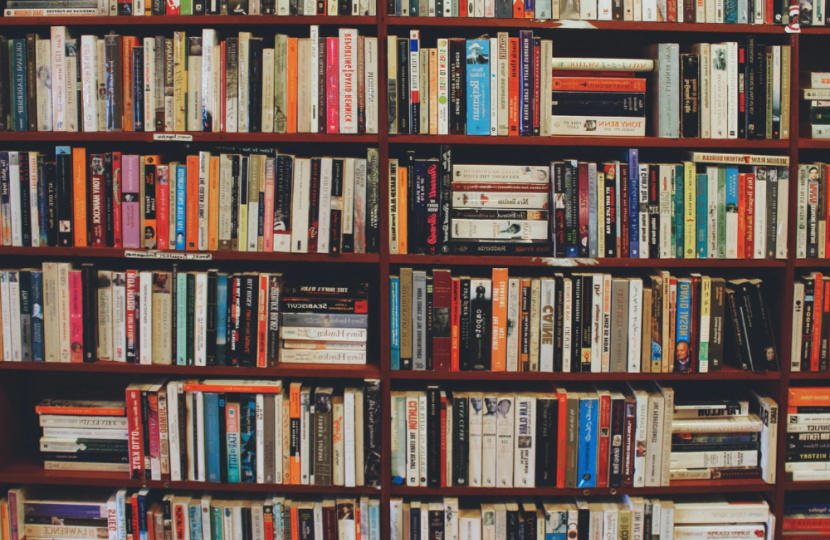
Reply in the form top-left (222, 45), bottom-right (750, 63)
top-left (153, 134), bottom-right (193, 142)
top-left (125, 250), bottom-right (212, 260)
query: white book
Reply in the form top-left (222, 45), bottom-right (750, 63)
top-left (513, 393), bottom-right (536, 487)
top-left (659, 502), bottom-right (674, 540)
top-left (627, 279), bottom-right (642, 373)
top-left (481, 395), bottom-right (497, 487)
top-left (710, 43), bottom-right (728, 139)
top-left (405, 391), bottom-right (420, 486)
top-left (51, 27), bottom-right (68, 131)
top-left (707, 165), bottom-right (719, 257)
top-left (754, 169), bottom-right (767, 259)
top-left (777, 170), bottom-right (788, 259)
top-left (201, 30), bottom-right (217, 134)
top-left (749, 390), bottom-right (777, 484)
top-left (342, 158), bottom-right (355, 253)
top-left (496, 394), bottom-right (514, 487)
top-left (590, 276), bottom-right (603, 373)
top-left (638, 164), bottom-right (649, 259)
top-left (81, 36), bottom-right (98, 133)
top-left (27, 153), bottom-right (39, 246)
top-left (212, 45), bottom-right (221, 133)
top-left (438, 39), bottom-right (449, 135)
top-left (291, 158), bottom-right (311, 253)
top-left (255, 394), bottom-right (265, 483)
top-left (187, 48), bottom-right (202, 132)
top-left (489, 37), bottom-right (497, 136)
top-left (659, 165), bottom-right (672, 258)
top-left (562, 278), bottom-right (572, 372)
top-left (726, 42), bottom-right (738, 139)
top-left (143, 38), bottom-right (156, 133)
top-left (139, 272), bottom-right (152, 365)
top-left (237, 33), bottom-right (251, 133)
top-left (506, 278), bottom-right (520, 371)
top-left (167, 383), bottom-right (180, 481)
top-left (628, 384), bottom-right (648, 487)
top-left (0, 272), bottom-right (12, 361)
top-left (318, 158), bottom-right (333, 254)
top-left (625, 497), bottom-right (645, 540)
top-left (364, 37), bottom-right (378, 134)
top-left (444, 499), bottom-right (459, 540)
top-left (344, 388), bottom-right (356, 487)
top-left (310, 26), bottom-right (320, 134)
top-left (540, 41), bottom-right (552, 136)
top-left (194, 272), bottom-right (207, 366)
top-left (642, 0), bottom-right (656, 19)
top-left (418, 391), bottom-right (428, 486)
top-left (539, 279), bottom-right (555, 372)
top-left (468, 392), bottom-right (483, 487)
top-left (580, 0), bottom-right (596, 17)
top-left (57, 263), bottom-right (71, 362)
top-left (36, 38), bottom-right (53, 132)
top-left (339, 29), bottom-right (359, 134)
top-left (8, 153), bottom-right (20, 246)
top-left (791, 282), bottom-right (804, 371)
top-left (645, 389), bottom-right (664, 486)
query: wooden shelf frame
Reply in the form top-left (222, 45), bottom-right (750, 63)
top-left (0, 12), bottom-right (824, 540)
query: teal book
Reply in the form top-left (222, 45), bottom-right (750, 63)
top-left (674, 165), bottom-right (684, 259)
top-left (369, 502), bottom-right (380, 540)
top-left (272, 500), bottom-right (283, 540)
top-left (725, 0), bottom-right (738, 22)
top-left (176, 272), bottom-right (187, 365)
top-left (204, 392), bottom-right (221, 482)
top-left (465, 39), bottom-right (490, 136)
top-left (675, 278), bottom-right (692, 373)
top-left (390, 276), bottom-right (400, 370)
top-left (216, 273), bottom-right (227, 366)
top-left (717, 167), bottom-right (726, 259)
top-left (189, 504), bottom-right (202, 540)
top-left (696, 174), bottom-right (707, 258)
top-left (725, 166), bottom-right (739, 258)
top-left (10, 39), bottom-right (26, 132)
top-left (210, 507), bottom-right (223, 540)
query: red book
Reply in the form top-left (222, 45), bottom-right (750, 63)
top-left (596, 390), bottom-right (611, 487)
top-left (532, 39), bottom-right (540, 135)
top-left (513, 0), bottom-right (523, 18)
top-left (451, 277), bottom-right (460, 371)
top-left (89, 165), bottom-right (106, 247)
top-left (131, 495), bottom-right (140, 530)
top-left (156, 165), bottom-right (169, 250)
top-left (737, 173), bottom-right (746, 259)
top-left (666, 0), bottom-right (676, 20)
top-left (555, 388), bottom-right (567, 488)
top-left (745, 173), bottom-right (755, 259)
top-left (112, 152), bottom-right (123, 248)
top-left (432, 269), bottom-right (452, 371)
top-left (459, 0), bottom-right (466, 17)
top-left (326, 37), bottom-right (339, 134)
top-left (125, 384), bottom-right (145, 479)
top-left (812, 272), bottom-right (824, 372)
top-left (551, 77), bottom-right (647, 93)
top-left (578, 162), bottom-right (589, 257)
top-left (69, 270), bottom-right (83, 363)
top-left (508, 38), bottom-right (519, 136)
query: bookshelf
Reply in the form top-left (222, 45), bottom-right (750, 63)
top-left (0, 9), bottom-right (822, 540)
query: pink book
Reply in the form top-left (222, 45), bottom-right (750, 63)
top-left (263, 158), bottom-right (275, 252)
top-left (121, 155), bottom-right (141, 249)
top-left (326, 37), bottom-right (339, 134)
top-left (69, 270), bottom-right (83, 363)
top-left (157, 165), bottom-right (169, 250)
top-left (112, 152), bottom-right (123, 248)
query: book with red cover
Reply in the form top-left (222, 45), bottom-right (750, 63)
top-left (432, 269), bottom-right (452, 371)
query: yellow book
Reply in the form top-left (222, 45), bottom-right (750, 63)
top-left (683, 161), bottom-right (695, 259)
top-left (72, 148), bottom-right (87, 247)
top-left (173, 32), bottom-right (187, 132)
top-left (208, 156), bottom-right (219, 252)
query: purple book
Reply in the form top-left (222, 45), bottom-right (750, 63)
top-left (121, 155), bottom-right (141, 249)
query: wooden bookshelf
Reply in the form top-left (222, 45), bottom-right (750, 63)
top-left (0, 10), bottom-right (822, 540)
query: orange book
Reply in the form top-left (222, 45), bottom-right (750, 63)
top-left (451, 277), bottom-right (460, 371)
top-left (71, 148), bottom-right (88, 246)
top-left (513, 0), bottom-right (524, 20)
top-left (35, 401), bottom-right (126, 416)
top-left (257, 275), bottom-right (268, 368)
top-left (185, 155), bottom-right (200, 251)
top-left (208, 156), bottom-right (220, 252)
top-left (122, 37), bottom-right (137, 132)
top-left (491, 268), bottom-right (508, 372)
top-left (508, 38), bottom-right (520, 136)
top-left (182, 381), bottom-right (283, 393)
top-left (289, 507), bottom-right (299, 539)
top-left (398, 167), bottom-right (408, 254)
top-left (289, 382), bottom-right (302, 484)
top-left (551, 77), bottom-right (647, 93)
top-left (555, 387), bottom-right (568, 487)
top-left (790, 387), bottom-right (830, 407)
top-left (143, 156), bottom-right (160, 250)
top-left (286, 38), bottom-right (298, 134)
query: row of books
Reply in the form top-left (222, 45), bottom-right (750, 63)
top-left (0, 262), bottom-right (370, 366)
top-left (389, 149), bottom-right (789, 258)
top-left (389, 496), bottom-right (774, 540)
top-left (0, 148), bottom-right (380, 254)
top-left (801, 73), bottom-right (830, 140)
top-left (0, 27), bottom-right (379, 134)
top-left (1, 488), bottom-right (381, 540)
top-left (390, 386), bottom-right (777, 489)
top-left (390, 268), bottom-right (779, 373)
top-left (785, 387), bottom-right (830, 481)
top-left (387, 0), bottom-right (791, 24)
top-left (4, 0), bottom-right (377, 16)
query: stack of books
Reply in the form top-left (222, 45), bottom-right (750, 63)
top-left (670, 393), bottom-right (778, 482)
top-left (801, 73), bottom-right (830, 139)
top-left (390, 268), bottom-right (778, 373)
top-left (795, 165), bottom-right (830, 259)
top-left (672, 497), bottom-right (774, 540)
top-left (279, 283), bottom-right (369, 364)
top-left (390, 148), bottom-right (789, 259)
top-left (0, 27), bottom-right (379, 134)
top-left (124, 379), bottom-right (382, 486)
top-left (35, 399), bottom-right (129, 472)
top-left (0, 148), bottom-right (381, 254)
top-left (786, 387), bottom-right (830, 481)
top-left (389, 386), bottom-right (777, 488)
top-left (784, 500), bottom-right (830, 539)
top-left (2, 488), bottom-right (381, 540)
top-left (0, 264), bottom-right (370, 366)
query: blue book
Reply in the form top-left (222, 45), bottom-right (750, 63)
top-left (390, 276), bottom-right (400, 370)
top-left (239, 394), bottom-right (256, 483)
top-left (216, 274), bottom-right (227, 366)
top-left (518, 31), bottom-right (533, 136)
top-left (369, 501), bottom-right (380, 540)
top-left (725, 166), bottom-right (738, 257)
top-left (273, 500), bottom-right (284, 538)
top-left (525, 0), bottom-right (535, 14)
top-left (577, 393), bottom-right (598, 488)
top-left (465, 39), bottom-right (490, 136)
top-left (675, 278), bottom-right (692, 373)
top-left (674, 165), bottom-right (684, 259)
top-left (226, 403), bottom-right (240, 483)
top-left (204, 392), bottom-right (221, 482)
top-left (188, 504), bottom-right (202, 540)
top-left (175, 165), bottom-right (187, 250)
top-left (725, 0), bottom-right (738, 22)
top-left (696, 174), bottom-right (708, 258)
top-left (628, 149), bottom-right (640, 257)
top-left (136, 491), bottom-right (149, 540)
top-left (11, 40), bottom-right (26, 132)
top-left (177, 272), bottom-right (187, 365)
top-left (30, 270), bottom-right (43, 361)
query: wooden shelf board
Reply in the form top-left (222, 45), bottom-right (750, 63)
top-left (0, 461), bottom-right (380, 493)
top-left (798, 139), bottom-right (830, 149)
top-left (0, 132), bottom-right (378, 143)
top-left (794, 259), bottom-right (830, 267)
top-left (0, 361), bottom-right (380, 378)
top-left (389, 135), bottom-right (790, 148)
top-left (385, 18), bottom-right (786, 32)
top-left (0, 246), bottom-right (379, 263)
top-left (390, 479), bottom-right (775, 496)
top-left (390, 366), bottom-right (779, 380)
top-left (389, 254), bottom-right (786, 268)
top-left (0, 15), bottom-right (377, 26)
top-left (789, 371), bottom-right (830, 379)
top-left (784, 481), bottom-right (830, 491)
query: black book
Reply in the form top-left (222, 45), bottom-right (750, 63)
top-left (577, 503), bottom-right (590, 540)
top-left (19, 152), bottom-right (31, 247)
top-left (262, 0), bottom-right (275, 13)
top-left (387, 0), bottom-right (396, 14)
top-left (82, 264), bottom-right (98, 363)
top-left (426, 386), bottom-right (440, 487)
top-left (363, 378), bottom-right (381, 487)
top-left (469, 279), bottom-right (491, 371)
top-left (187, 273), bottom-right (197, 365)
top-left (522, 503), bottom-right (537, 540)
top-left (334, 159), bottom-right (347, 254)
top-left (413, 160), bottom-right (427, 254)
top-left (572, 274), bottom-right (583, 372)
top-left (553, 274), bottom-right (564, 372)
top-left (397, 38), bottom-right (410, 135)
top-left (248, 38), bottom-right (263, 133)
top-left (738, 39), bottom-right (747, 139)
top-left (564, 161), bottom-right (578, 256)
top-left (603, 165), bottom-right (617, 257)
top-left (452, 393), bottom-right (468, 486)
top-left (725, 286), bottom-right (750, 371)
top-left (680, 54), bottom-right (700, 139)
top-left (496, 0), bottom-right (510, 16)
top-left (104, 154), bottom-right (114, 247)
top-left (308, 158), bottom-right (321, 252)
top-left (551, 91), bottom-right (646, 117)
top-left (0, 36), bottom-right (9, 132)
top-left (749, 279), bottom-right (779, 371)
top-left (410, 506), bottom-right (421, 540)
top-left (206, 270), bottom-right (217, 366)
top-left (193, 0), bottom-right (205, 14)
top-left (424, 160), bottom-right (440, 255)
top-left (339, 0), bottom-right (350, 15)
top-left (428, 507), bottom-right (444, 540)
top-left (459, 277), bottom-right (472, 371)
top-left (171, 264), bottom-right (178, 365)
top-left (506, 505), bottom-right (519, 540)
top-left (766, 169), bottom-right (778, 258)
top-left (648, 164), bottom-right (659, 259)
top-left (56, 149), bottom-right (73, 247)
top-left (609, 392), bottom-right (625, 487)
top-left (132, 47), bottom-right (144, 132)
top-left (449, 38), bottom-right (465, 135)
top-left (535, 396), bottom-right (557, 486)
top-left (438, 145), bottom-right (452, 254)
top-left (553, 163), bottom-right (566, 257)
top-left (152, 0), bottom-right (165, 15)
top-left (426, 276), bottom-right (433, 370)
top-left (755, 44), bottom-right (767, 141)
top-left (709, 277), bottom-right (726, 372)
top-left (25, 35), bottom-right (36, 132)
top-left (581, 275), bottom-right (593, 372)
top-left (274, 155), bottom-right (292, 250)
